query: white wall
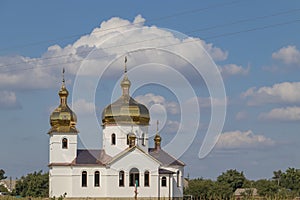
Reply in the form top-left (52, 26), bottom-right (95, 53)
top-left (50, 148), bottom-right (163, 198)
top-left (103, 125), bottom-right (149, 157)
top-left (70, 166), bottom-right (107, 198)
top-left (49, 133), bottom-right (77, 163)
top-left (107, 148), bottom-right (160, 198)
top-left (50, 158), bottom-right (184, 198)
top-left (49, 166), bottom-right (73, 198)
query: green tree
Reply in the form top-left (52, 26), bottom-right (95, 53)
top-left (184, 178), bottom-right (214, 199)
top-left (253, 179), bottom-right (279, 197)
top-left (0, 185), bottom-right (8, 193)
top-left (210, 181), bottom-right (232, 200)
top-left (272, 170), bottom-right (282, 186)
top-left (0, 169), bottom-right (8, 193)
top-left (0, 169), bottom-right (7, 181)
top-left (280, 168), bottom-right (300, 196)
top-left (13, 170), bottom-right (49, 197)
top-left (217, 169), bottom-right (246, 193)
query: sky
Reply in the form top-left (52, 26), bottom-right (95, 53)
top-left (1, 0), bottom-right (300, 180)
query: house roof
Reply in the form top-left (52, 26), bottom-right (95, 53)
top-left (234, 188), bottom-right (258, 196)
top-left (149, 148), bottom-right (185, 166)
top-left (0, 180), bottom-right (16, 192)
top-left (50, 147), bottom-right (184, 167)
top-left (159, 168), bottom-right (175, 174)
top-left (75, 149), bottom-right (112, 165)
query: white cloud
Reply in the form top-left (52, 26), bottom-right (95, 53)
top-left (242, 82), bottom-right (300, 105)
top-left (219, 64), bottom-right (249, 77)
top-left (259, 106), bottom-right (300, 121)
top-left (272, 45), bottom-right (300, 65)
top-left (135, 93), bottom-right (179, 115)
top-left (49, 99), bottom-right (96, 116)
top-left (165, 120), bottom-right (180, 134)
top-left (216, 130), bottom-right (275, 149)
top-left (236, 111), bottom-right (247, 120)
top-left (199, 40), bottom-right (228, 61)
top-left (72, 99), bottom-right (97, 115)
top-left (0, 91), bottom-right (21, 109)
top-left (0, 15), bottom-right (229, 90)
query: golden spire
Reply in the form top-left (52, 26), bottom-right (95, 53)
top-left (59, 68), bottom-right (68, 106)
top-left (154, 120), bottom-right (161, 150)
top-left (124, 56), bottom-right (127, 73)
top-left (120, 56), bottom-right (131, 98)
top-left (62, 68), bottom-right (65, 86)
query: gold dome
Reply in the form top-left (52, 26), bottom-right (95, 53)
top-left (49, 70), bottom-right (78, 134)
top-left (154, 120), bottom-right (161, 150)
top-left (102, 57), bottom-right (150, 126)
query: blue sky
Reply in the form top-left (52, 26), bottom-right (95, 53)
top-left (1, 0), bottom-right (300, 180)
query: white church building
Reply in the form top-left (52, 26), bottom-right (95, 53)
top-left (48, 60), bottom-right (185, 199)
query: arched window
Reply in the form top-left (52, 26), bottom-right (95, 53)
top-left (94, 171), bottom-right (100, 187)
top-left (119, 171), bottom-right (125, 187)
top-left (161, 176), bottom-right (167, 187)
top-left (177, 170), bottom-right (180, 187)
top-left (111, 133), bottom-right (116, 145)
top-left (62, 138), bottom-right (68, 149)
top-left (144, 170), bottom-right (150, 187)
top-left (142, 133), bottom-right (145, 146)
top-left (129, 168), bottom-right (139, 187)
top-left (82, 171), bottom-right (87, 187)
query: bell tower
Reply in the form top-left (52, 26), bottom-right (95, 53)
top-left (48, 69), bottom-right (78, 164)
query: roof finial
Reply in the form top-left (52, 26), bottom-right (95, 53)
top-left (62, 68), bottom-right (65, 84)
top-left (154, 120), bottom-right (161, 150)
top-left (124, 56), bottom-right (127, 74)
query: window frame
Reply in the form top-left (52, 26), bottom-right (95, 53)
top-left (94, 171), bottom-right (100, 187)
top-left (119, 170), bottom-right (125, 187)
top-left (161, 176), bottom-right (167, 187)
top-left (62, 138), bottom-right (68, 149)
top-left (177, 170), bottom-right (180, 187)
top-left (129, 168), bottom-right (139, 187)
top-left (82, 171), bottom-right (87, 187)
top-left (144, 170), bottom-right (150, 187)
top-left (111, 133), bottom-right (116, 145)
top-left (142, 133), bottom-right (145, 146)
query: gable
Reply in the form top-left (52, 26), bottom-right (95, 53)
top-left (108, 146), bottom-right (161, 169)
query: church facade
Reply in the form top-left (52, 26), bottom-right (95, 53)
top-left (48, 61), bottom-right (185, 199)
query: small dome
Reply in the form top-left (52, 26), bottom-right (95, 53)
top-left (49, 73), bottom-right (78, 134)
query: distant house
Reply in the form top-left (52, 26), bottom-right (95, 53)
top-left (183, 178), bottom-right (189, 189)
top-left (0, 179), bottom-right (16, 192)
top-left (234, 188), bottom-right (259, 200)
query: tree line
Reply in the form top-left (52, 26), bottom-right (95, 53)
top-left (0, 169), bottom-right (48, 197)
top-left (184, 168), bottom-right (300, 199)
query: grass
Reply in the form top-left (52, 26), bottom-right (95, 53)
top-left (0, 197), bottom-right (45, 200)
